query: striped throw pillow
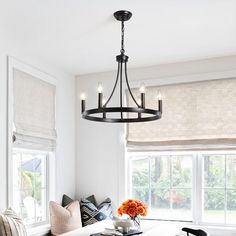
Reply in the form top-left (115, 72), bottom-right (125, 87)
top-left (0, 208), bottom-right (27, 236)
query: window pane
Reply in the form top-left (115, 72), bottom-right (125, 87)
top-left (12, 149), bottom-right (47, 225)
top-left (151, 188), bottom-right (170, 209)
top-left (36, 189), bottom-right (47, 223)
top-left (149, 189), bottom-right (191, 221)
top-left (131, 158), bottom-right (149, 187)
top-left (204, 155), bottom-right (225, 188)
top-left (12, 190), bottom-right (22, 217)
top-left (203, 189), bottom-right (225, 223)
top-left (226, 155), bottom-right (236, 188)
top-left (12, 152), bottom-right (21, 189)
top-left (172, 156), bottom-right (192, 188)
top-left (226, 190), bottom-right (236, 224)
top-left (132, 187), bottom-right (149, 205)
top-left (171, 189), bottom-right (191, 209)
top-left (130, 154), bottom-right (193, 221)
top-left (171, 189), bottom-right (192, 221)
top-left (150, 189), bottom-right (170, 219)
top-left (151, 156), bottom-right (170, 188)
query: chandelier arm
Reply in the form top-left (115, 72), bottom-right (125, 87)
top-left (120, 62), bottom-right (123, 119)
top-left (124, 62), bottom-right (140, 107)
top-left (103, 62), bottom-right (120, 107)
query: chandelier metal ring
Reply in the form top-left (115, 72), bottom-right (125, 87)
top-left (82, 107), bottom-right (162, 123)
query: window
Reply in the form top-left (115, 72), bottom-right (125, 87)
top-left (202, 154), bottom-right (236, 225)
top-left (126, 74), bottom-right (236, 227)
top-left (12, 148), bottom-right (48, 225)
top-left (8, 58), bottom-right (57, 227)
top-left (127, 151), bottom-right (236, 226)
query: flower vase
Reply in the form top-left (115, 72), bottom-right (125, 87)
top-left (130, 216), bottom-right (140, 231)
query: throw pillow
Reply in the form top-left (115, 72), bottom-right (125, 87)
top-left (62, 194), bottom-right (97, 207)
top-left (49, 201), bottom-right (82, 235)
top-left (86, 195), bottom-right (98, 207)
top-left (0, 208), bottom-right (27, 236)
top-left (61, 194), bottom-right (74, 207)
top-left (80, 197), bottom-right (113, 226)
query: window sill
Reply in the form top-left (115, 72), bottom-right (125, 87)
top-left (27, 224), bottom-right (50, 236)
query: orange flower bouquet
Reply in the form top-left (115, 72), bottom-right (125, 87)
top-left (117, 199), bottom-right (148, 228)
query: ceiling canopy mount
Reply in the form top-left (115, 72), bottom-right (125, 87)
top-left (113, 10), bottom-right (132, 22)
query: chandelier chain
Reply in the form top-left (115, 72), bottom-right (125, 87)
top-left (120, 20), bottom-right (125, 54)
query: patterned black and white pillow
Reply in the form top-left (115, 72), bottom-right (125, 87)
top-left (0, 208), bottom-right (27, 236)
top-left (80, 198), bottom-right (113, 226)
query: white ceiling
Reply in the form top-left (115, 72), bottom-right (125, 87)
top-left (1, 0), bottom-right (236, 75)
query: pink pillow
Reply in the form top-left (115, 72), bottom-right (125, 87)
top-left (49, 201), bottom-right (82, 235)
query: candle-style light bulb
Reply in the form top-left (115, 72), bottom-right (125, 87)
top-left (80, 93), bottom-right (86, 100)
top-left (98, 83), bottom-right (103, 108)
top-left (157, 93), bottom-right (162, 100)
top-left (97, 82), bottom-right (103, 93)
top-left (139, 83), bottom-right (146, 93)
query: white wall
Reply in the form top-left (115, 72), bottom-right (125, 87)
top-left (75, 71), bottom-right (126, 208)
top-left (0, 50), bottom-right (76, 212)
top-left (76, 56), bottom-right (236, 235)
top-left (0, 52), bottom-right (8, 211)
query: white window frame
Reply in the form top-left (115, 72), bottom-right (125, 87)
top-left (126, 150), bottom-right (236, 227)
top-left (7, 57), bottom-right (57, 228)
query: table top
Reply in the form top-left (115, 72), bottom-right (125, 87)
top-left (60, 220), bottom-right (185, 236)
top-left (91, 229), bottom-right (143, 236)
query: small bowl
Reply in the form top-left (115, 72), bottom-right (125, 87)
top-left (113, 219), bottom-right (133, 233)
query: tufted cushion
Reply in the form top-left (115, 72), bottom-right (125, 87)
top-left (0, 208), bottom-right (27, 236)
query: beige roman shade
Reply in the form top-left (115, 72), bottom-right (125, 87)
top-left (127, 78), bottom-right (236, 151)
top-left (13, 69), bottom-right (57, 151)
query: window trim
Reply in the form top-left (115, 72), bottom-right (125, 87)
top-left (7, 57), bottom-right (57, 228)
top-left (126, 150), bottom-right (236, 227)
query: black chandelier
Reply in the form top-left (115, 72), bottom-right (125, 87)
top-left (80, 10), bottom-right (163, 123)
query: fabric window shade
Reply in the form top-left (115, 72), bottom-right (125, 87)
top-left (13, 69), bottom-right (56, 151)
top-left (127, 78), bottom-right (236, 151)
